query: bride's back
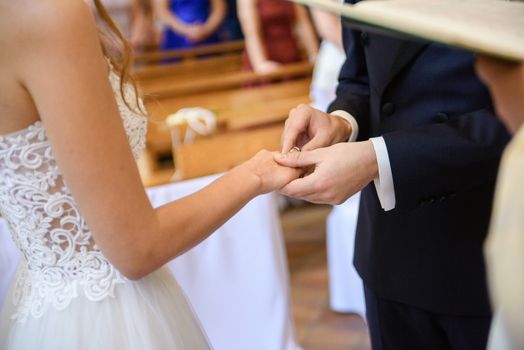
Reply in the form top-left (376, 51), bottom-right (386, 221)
top-left (0, 6), bottom-right (213, 343)
top-left (0, 0), bottom-right (151, 324)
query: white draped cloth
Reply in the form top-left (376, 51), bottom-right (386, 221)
top-left (1, 174), bottom-right (300, 350)
top-left (486, 127), bottom-right (524, 350)
top-left (326, 193), bottom-right (366, 318)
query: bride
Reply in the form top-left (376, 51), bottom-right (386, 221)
top-left (0, 0), bottom-right (301, 349)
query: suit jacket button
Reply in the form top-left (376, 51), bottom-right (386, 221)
top-left (360, 32), bottom-right (369, 46)
top-left (382, 102), bottom-right (395, 115)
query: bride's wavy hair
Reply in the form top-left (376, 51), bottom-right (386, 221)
top-left (92, 0), bottom-right (144, 113)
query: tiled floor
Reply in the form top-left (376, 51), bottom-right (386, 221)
top-left (282, 204), bottom-right (371, 350)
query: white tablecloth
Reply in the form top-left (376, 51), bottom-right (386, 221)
top-left (0, 174), bottom-right (299, 350)
top-left (326, 192), bottom-right (366, 318)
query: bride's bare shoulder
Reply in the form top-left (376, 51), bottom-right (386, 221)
top-left (0, 0), bottom-right (99, 131)
top-left (1, 0), bottom-right (95, 44)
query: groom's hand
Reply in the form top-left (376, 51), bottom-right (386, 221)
top-left (281, 104), bottom-right (352, 154)
top-left (274, 141), bottom-right (378, 205)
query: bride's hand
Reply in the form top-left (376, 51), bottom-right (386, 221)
top-left (239, 150), bottom-right (303, 194)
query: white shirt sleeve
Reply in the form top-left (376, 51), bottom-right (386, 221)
top-left (369, 137), bottom-right (396, 211)
top-left (330, 110), bottom-right (359, 142)
top-left (330, 110), bottom-right (396, 211)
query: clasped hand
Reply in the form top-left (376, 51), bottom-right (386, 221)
top-left (274, 104), bottom-right (378, 205)
top-left (179, 23), bottom-right (211, 43)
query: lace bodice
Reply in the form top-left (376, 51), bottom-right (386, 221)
top-left (0, 69), bottom-right (147, 323)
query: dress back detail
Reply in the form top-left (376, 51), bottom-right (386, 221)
top-left (0, 68), bottom-right (147, 323)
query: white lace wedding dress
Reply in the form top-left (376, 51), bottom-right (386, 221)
top-left (0, 68), bottom-right (212, 349)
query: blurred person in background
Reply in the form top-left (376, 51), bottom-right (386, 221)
top-left (100, 0), bottom-right (157, 51)
top-left (99, 0), bottom-right (134, 36)
top-left (309, 6), bottom-right (345, 112)
top-left (219, 0), bottom-right (243, 41)
top-left (154, 0), bottom-right (226, 50)
top-left (129, 0), bottom-right (158, 51)
top-left (237, 0), bottom-right (318, 74)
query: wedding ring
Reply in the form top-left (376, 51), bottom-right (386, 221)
top-left (290, 146), bottom-right (301, 153)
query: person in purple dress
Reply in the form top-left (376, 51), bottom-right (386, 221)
top-left (154, 0), bottom-right (226, 50)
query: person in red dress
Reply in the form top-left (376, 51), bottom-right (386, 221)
top-left (238, 0), bottom-right (318, 74)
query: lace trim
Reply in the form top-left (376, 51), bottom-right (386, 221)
top-left (11, 260), bottom-right (126, 322)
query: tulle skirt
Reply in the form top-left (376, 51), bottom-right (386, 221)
top-left (0, 267), bottom-right (212, 350)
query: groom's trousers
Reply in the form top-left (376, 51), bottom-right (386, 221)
top-left (364, 286), bottom-right (492, 350)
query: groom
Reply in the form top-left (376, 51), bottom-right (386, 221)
top-left (275, 1), bottom-right (510, 348)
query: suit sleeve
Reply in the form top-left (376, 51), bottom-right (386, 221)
top-left (383, 107), bottom-right (510, 211)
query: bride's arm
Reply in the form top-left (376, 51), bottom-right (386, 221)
top-left (14, 0), bottom-right (299, 280)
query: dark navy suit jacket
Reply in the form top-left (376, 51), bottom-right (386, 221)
top-left (328, 0), bottom-right (510, 315)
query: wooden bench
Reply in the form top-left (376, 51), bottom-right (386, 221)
top-left (141, 124), bottom-right (284, 187)
top-left (134, 40), bottom-right (245, 66)
top-left (134, 53), bottom-right (243, 82)
top-left (143, 76), bottom-right (311, 164)
top-left (140, 61), bottom-right (313, 98)
top-left (173, 123), bottom-right (284, 180)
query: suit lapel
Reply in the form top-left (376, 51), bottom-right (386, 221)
top-left (368, 37), bottom-right (427, 96)
top-left (386, 41), bottom-right (428, 90)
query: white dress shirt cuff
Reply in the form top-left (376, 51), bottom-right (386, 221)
top-left (330, 110), bottom-right (359, 142)
top-left (369, 137), bottom-right (396, 211)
